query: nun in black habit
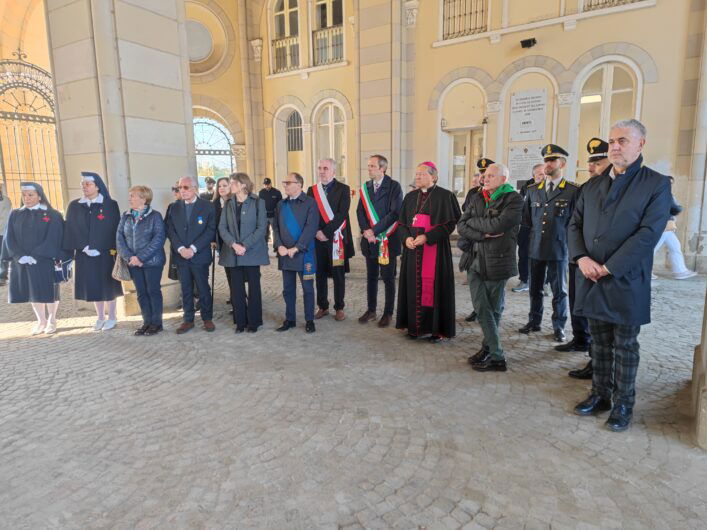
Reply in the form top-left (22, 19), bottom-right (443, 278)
top-left (64, 171), bottom-right (123, 331)
top-left (5, 182), bottom-right (64, 335)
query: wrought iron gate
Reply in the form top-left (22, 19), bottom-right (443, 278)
top-left (0, 54), bottom-right (63, 210)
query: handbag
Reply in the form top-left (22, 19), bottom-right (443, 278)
top-left (54, 258), bottom-right (73, 284)
top-left (112, 254), bottom-right (131, 281)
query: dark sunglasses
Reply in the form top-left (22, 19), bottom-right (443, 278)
top-left (171, 187), bottom-right (179, 192)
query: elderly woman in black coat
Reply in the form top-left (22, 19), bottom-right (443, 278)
top-left (4, 182), bottom-right (64, 335)
top-left (116, 185), bottom-right (166, 336)
top-left (219, 172), bottom-right (269, 332)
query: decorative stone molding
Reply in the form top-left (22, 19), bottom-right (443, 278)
top-left (568, 42), bottom-right (659, 83)
top-left (232, 144), bottom-right (247, 159)
top-left (486, 101), bottom-right (501, 113)
top-left (558, 92), bottom-right (575, 106)
top-left (250, 38), bottom-right (263, 62)
top-left (404, 0), bottom-right (420, 27)
top-left (188, 0), bottom-right (237, 84)
top-left (191, 93), bottom-right (245, 144)
top-left (427, 66), bottom-right (495, 111)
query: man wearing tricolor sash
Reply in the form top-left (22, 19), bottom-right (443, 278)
top-left (356, 155), bottom-right (403, 328)
top-left (306, 158), bottom-right (355, 322)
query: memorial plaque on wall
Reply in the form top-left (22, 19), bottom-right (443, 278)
top-left (508, 144), bottom-right (543, 188)
top-left (509, 88), bottom-right (547, 142)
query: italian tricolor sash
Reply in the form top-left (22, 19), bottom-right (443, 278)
top-left (312, 182), bottom-right (346, 266)
top-left (359, 183), bottom-right (398, 265)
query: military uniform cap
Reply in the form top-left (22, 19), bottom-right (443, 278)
top-left (541, 144), bottom-right (569, 160)
top-left (476, 158), bottom-right (495, 170)
top-left (586, 137), bottom-right (609, 162)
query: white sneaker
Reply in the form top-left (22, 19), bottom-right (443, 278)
top-left (102, 319), bottom-right (117, 331)
top-left (44, 321), bottom-right (57, 334)
top-left (93, 319), bottom-right (106, 331)
top-left (651, 273), bottom-right (658, 280)
top-left (512, 281), bottom-right (529, 292)
top-left (31, 322), bottom-right (46, 336)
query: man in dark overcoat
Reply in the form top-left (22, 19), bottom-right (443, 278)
top-left (356, 154), bottom-right (403, 328)
top-left (570, 119), bottom-right (671, 432)
top-left (307, 158), bottom-right (355, 321)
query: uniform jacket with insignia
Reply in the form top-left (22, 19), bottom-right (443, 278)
top-left (522, 178), bottom-right (579, 261)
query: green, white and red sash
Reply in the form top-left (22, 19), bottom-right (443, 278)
top-left (312, 182), bottom-right (346, 266)
top-left (359, 182), bottom-right (398, 265)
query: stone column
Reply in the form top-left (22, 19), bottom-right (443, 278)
top-left (44, 0), bottom-right (197, 314)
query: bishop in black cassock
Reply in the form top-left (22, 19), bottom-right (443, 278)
top-left (396, 162), bottom-right (461, 341)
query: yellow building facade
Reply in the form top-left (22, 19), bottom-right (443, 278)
top-left (1, 0), bottom-right (707, 444)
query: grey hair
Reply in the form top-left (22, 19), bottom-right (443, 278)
top-left (490, 162), bottom-right (510, 180)
top-left (532, 163), bottom-right (544, 172)
top-left (180, 175), bottom-right (198, 188)
top-left (611, 119), bottom-right (647, 139)
top-left (319, 158), bottom-right (337, 172)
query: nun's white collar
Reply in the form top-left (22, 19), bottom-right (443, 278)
top-left (20, 203), bottom-right (48, 211)
top-left (79, 193), bottom-right (104, 205)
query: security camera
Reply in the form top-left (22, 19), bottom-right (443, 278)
top-left (520, 38), bottom-right (537, 49)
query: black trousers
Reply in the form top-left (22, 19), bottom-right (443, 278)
top-left (366, 256), bottom-right (397, 315)
top-left (178, 263), bottom-right (213, 322)
top-left (568, 263), bottom-right (591, 346)
top-left (229, 265), bottom-right (262, 329)
top-left (528, 258), bottom-right (568, 331)
top-left (316, 266), bottom-right (346, 311)
top-left (0, 235), bottom-right (8, 280)
top-left (517, 226), bottom-right (530, 283)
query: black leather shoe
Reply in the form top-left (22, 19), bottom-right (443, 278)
top-left (468, 349), bottom-right (490, 366)
top-left (144, 324), bottom-right (163, 336)
top-left (276, 320), bottom-right (296, 332)
top-left (555, 339), bottom-right (589, 352)
top-left (235, 326), bottom-right (245, 334)
top-left (465, 311), bottom-right (477, 322)
top-left (518, 322), bottom-right (540, 334)
top-left (574, 393), bottom-right (612, 416)
top-left (134, 324), bottom-right (150, 336)
top-left (606, 403), bottom-right (633, 432)
top-left (247, 326), bottom-right (258, 333)
top-left (472, 357), bottom-right (507, 372)
top-left (305, 320), bottom-right (315, 333)
top-left (568, 361), bottom-right (593, 379)
top-left (553, 329), bottom-right (566, 343)
top-left (428, 335), bottom-right (444, 343)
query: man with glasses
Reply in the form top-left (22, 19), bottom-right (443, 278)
top-left (273, 173), bottom-right (320, 333)
top-left (166, 176), bottom-right (217, 334)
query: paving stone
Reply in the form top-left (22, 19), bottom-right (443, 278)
top-left (0, 264), bottom-right (705, 527)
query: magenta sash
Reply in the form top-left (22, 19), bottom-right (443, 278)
top-left (411, 213), bottom-right (437, 307)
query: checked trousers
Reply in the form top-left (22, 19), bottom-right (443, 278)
top-left (588, 318), bottom-right (641, 408)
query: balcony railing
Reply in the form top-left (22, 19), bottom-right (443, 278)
top-left (272, 36), bottom-right (300, 74)
top-left (312, 25), bottom-right (344, 67)
top-left (584, 0), bottom-right (642, 11)
top-left (443, 0), bottom-right (487, 40)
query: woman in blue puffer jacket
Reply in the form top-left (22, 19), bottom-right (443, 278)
top-left (116, 185), bottom-right (166, 336)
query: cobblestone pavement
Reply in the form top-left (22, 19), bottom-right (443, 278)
top-left (1, 260), bottom-right (706, 529)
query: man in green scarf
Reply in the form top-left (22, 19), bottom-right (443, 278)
top-left (457, 163), bottom-right (523, 372)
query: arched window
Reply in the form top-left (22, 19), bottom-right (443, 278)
top-left (578, 62), bottom-right (636, 148)
top-left (193, 117), bottom-right (235, 189)
top-left (315, 103), bottom-right (346, 181)
top-left (272, 0), bottom-right (300, 73)
top-left (313, 0), bottom-right (343, 66)
top-left (286, 111), bottom-right (303, 152)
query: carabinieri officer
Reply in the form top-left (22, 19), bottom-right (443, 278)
top-left (519, 144), bottom-right (579, 343)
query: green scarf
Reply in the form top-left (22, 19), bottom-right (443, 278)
top-left (482, 182), bottom-right (516, 207)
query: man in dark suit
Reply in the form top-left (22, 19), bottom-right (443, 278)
top-left (307, 158), bottom-right (355, 322)
top-left (570, 119), bottom-right (671, 432)
top-left (166, 176), bottom-right (217, 333)
top-left (356, 154), bottom-right (403, 328)
top-left (519, 144), bottom-right (579, 343)
top-left (273, 172), bottom-right (320, 333)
